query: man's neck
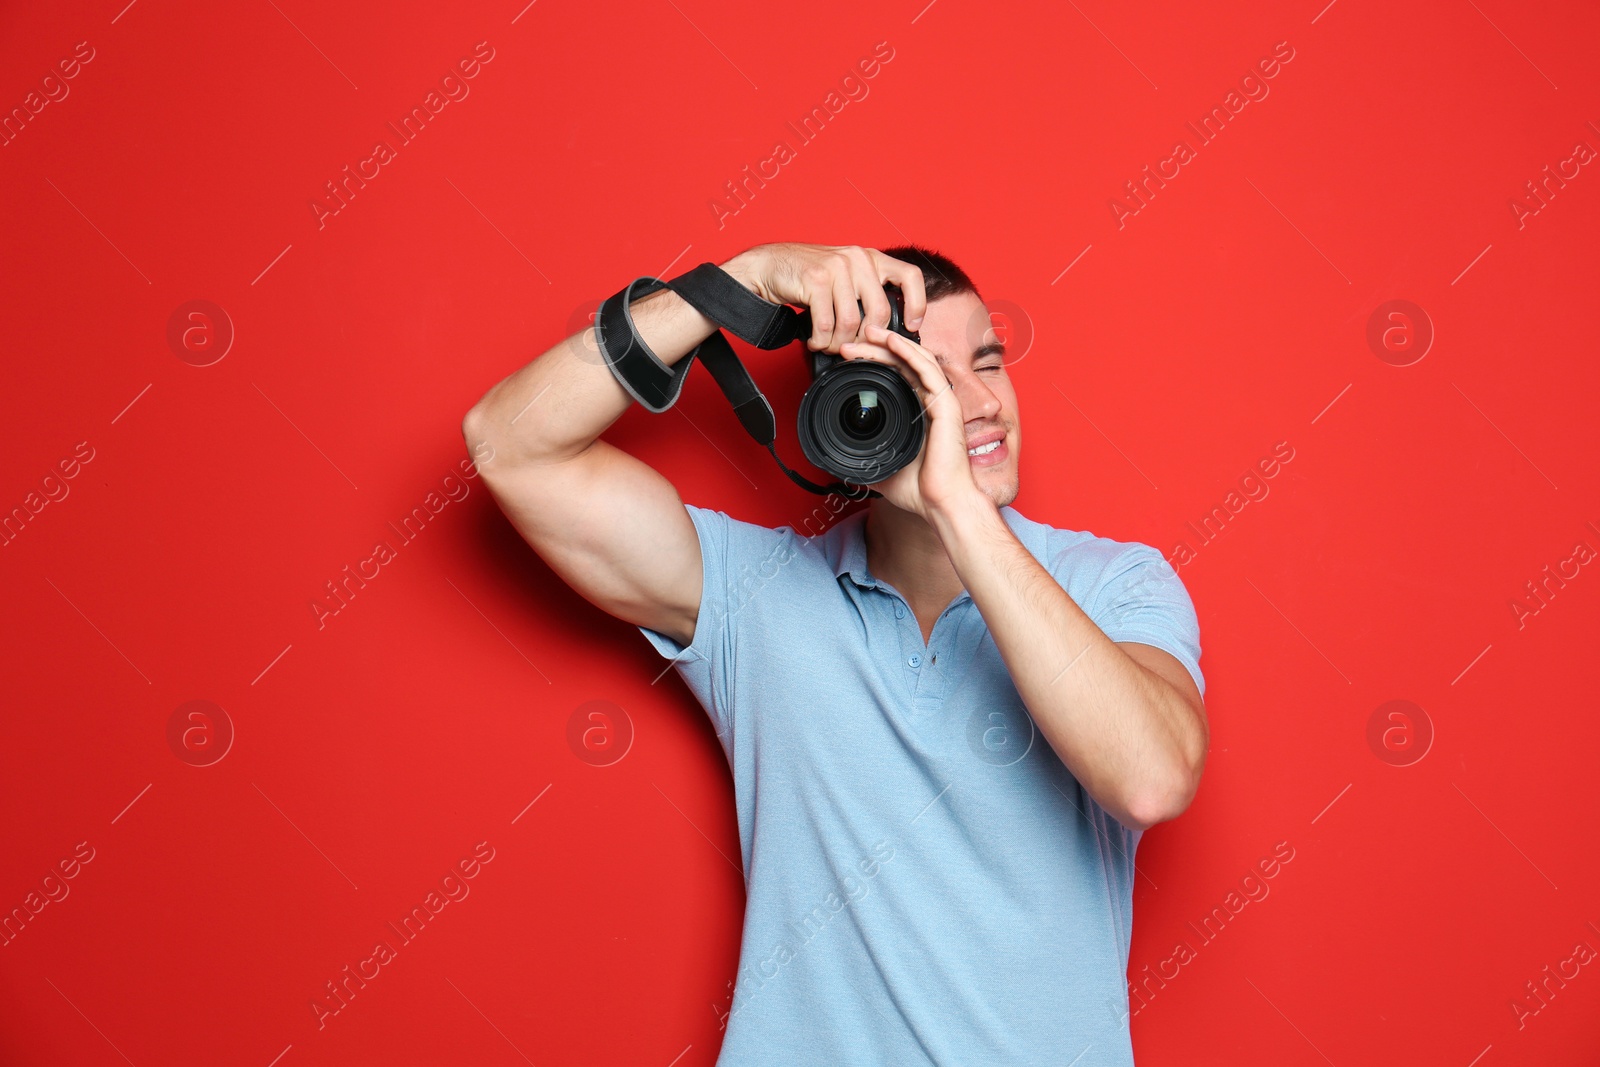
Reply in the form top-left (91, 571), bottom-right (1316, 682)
top-left (863, 499), bottom-right (969, 611)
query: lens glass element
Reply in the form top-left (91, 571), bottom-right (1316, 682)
top-left (840, 390), bottom-right (882, 439)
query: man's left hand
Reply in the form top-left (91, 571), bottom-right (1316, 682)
top-left (840, 323), bottom-right (983, 522)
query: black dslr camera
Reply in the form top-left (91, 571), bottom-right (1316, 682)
top-left (792, 284), bottom-right (926, 486)
top-left (596, 265), bottom-right (927, 500)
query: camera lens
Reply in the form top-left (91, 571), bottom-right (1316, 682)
top-left (840, 390), bottom-right (884, 439)
top-left (798, 360), bottom-right (925, 485)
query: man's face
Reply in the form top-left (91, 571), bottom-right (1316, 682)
top-left (916, 290), bottom-right (1021, 508)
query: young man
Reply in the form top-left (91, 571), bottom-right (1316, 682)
top-left (461, 242), bottom-right (1207, 1065)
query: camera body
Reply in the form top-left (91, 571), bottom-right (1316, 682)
top-left (794, 283), bottom-right (927, 486)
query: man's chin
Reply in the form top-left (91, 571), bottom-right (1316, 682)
top-left (976, 470), bottom-right (1020, 509)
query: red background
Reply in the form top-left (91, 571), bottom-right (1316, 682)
top-left (3, 0), bottom-right (1598, 1063)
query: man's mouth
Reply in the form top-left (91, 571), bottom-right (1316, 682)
top-left (966, 432), bottom-right (1008, 467)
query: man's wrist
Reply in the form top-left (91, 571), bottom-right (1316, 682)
top-left (719, 251), bottom-right (769, 302)
top-left (928, 489), bottom-right (1002, 547)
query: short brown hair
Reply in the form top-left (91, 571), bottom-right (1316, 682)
top-left (880, 244), bottom-right (982, 304)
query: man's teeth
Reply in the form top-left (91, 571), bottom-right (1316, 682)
top-left (967, 440), bottom-right (1001, 456)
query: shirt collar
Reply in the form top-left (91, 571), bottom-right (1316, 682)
top-left (826, 504), bottom-right (1052, 595)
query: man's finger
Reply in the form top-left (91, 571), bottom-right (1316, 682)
top-left (855, 266), bottom-right (892, 334)
top-left (847, 332), bottom-right (954, 424)
top-left (871, 251), bottom-right (927, 329)
top-left (829, 271), bottom-right (860, 352)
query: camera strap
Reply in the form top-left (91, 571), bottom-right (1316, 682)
top-left (595, 263), bottom-right (880, 500)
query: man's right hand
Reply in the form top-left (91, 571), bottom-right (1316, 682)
top-left (720, 243), bottom-right (928, 355)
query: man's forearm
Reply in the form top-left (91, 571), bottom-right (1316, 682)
top-left (463, 265), bottom-right (738, 464)
top-left (929, 494), bottom-right (1205, 830)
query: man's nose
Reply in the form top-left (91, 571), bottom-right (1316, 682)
top-left (954, 369), bottom-right (1001, 423)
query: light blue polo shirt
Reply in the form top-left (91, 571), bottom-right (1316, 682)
top-left (639, 501), bottom-right (1204, 1066)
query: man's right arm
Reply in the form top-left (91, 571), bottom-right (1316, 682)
top-left (459, 243), bottom-right (927, 650)
top-left (460, 269), bottom-right (730, 649)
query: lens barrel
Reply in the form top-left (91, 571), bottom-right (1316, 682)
top-left (797, 359), bottom-right (925, 485)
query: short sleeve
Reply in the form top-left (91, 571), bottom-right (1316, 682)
top-left (637, 503), bottom-right (794, 736)
top-left (1088, 544), bottom-right (1205, 698)
top-left (637, 504), bottom-right (724, 665)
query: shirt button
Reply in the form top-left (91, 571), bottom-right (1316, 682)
top-left (894, 603), bottom-right (905, 619)
top-left (908, 654), bottom-right (921, 668)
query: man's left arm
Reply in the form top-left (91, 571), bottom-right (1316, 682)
top-left (931, 495), bottom-right (1207, 832)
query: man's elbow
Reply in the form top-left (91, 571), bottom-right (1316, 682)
top-left (461, 406), bottom-right (486, 451)
top-left (461, 407), bottom-right (507, 475)
top-left (1134, 696), bottom-right (1208, 827)
top-left (1124, 756), bottom-right (1204, 830)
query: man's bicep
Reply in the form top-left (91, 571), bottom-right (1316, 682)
top-left (476, 441), bottom-right (704, 647)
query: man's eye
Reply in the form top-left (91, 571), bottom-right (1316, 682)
top-left (976, 363), bottom-right (1003, 373)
